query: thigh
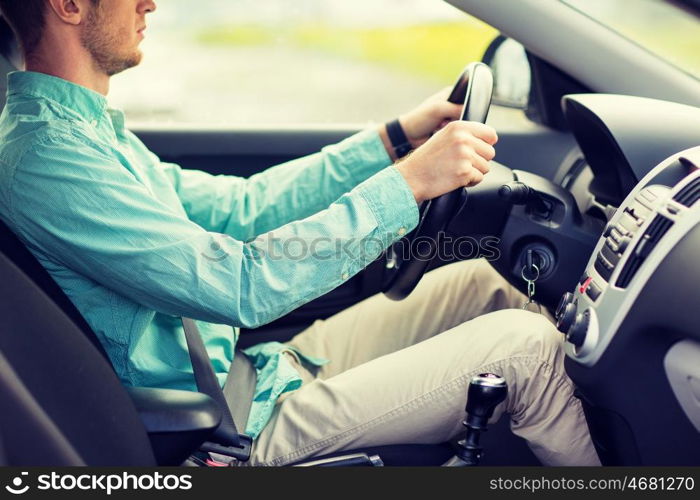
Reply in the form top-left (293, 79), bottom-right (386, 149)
top-left (248, 309), bottom-right (593, 466)
top-left (286, 258), bottom-right (530, 378)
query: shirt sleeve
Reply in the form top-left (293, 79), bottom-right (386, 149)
top-left (9, 132), bottom-right (418, 329)
top-left (153, 128), bottom-right (393, 241)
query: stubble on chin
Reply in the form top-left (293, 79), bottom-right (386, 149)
top-left (104, 49), bottom-right (142, 76)
top-left (80, 9), bottom-right (143, 77)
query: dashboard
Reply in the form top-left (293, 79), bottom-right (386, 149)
top-left (560, 147), bottom-right (700, 364)
top-left (551, 94), bottom-right (700, 464)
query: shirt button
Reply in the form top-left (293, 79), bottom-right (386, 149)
top-left (397, 227), bottom-right (407, 236)
top-left (90, 120), bottom-right (98, 127)
top-left (341, 272), bottom-right (349, 280)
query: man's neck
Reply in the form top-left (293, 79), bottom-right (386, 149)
top-left (25, 38), bottom-right (110, 96)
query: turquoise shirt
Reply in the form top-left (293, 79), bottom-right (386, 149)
top-left (0, 71), bottom-right (419, 438)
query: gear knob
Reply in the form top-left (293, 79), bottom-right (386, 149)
top-left (465, 373), bottom-right (508, 429)
top-left (443, 373), bottom-right (508, 466)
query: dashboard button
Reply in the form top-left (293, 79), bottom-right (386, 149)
top-left (613, 225), bottom-right (630, 237)
top-left (598, 253), bottom-right (614, 269)
top-left (595, 253), bottom-right (614, 281)
top-left (600, 244), bottom-right (620, 266)
top-left (579, 276), bottom-right (593, 294)
top-left (585, 281), bottom-right (602, 301)
top-left (617, 236), bottom-right (632, 253)
top-left (609, 227), bottom-right (623, 242)
top-left (605, 237), bottom-right (620, 253)
top-left (619, 212), bottom-right (638, 233)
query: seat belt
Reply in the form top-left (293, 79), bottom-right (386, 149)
top-left (223, 351), bottom-right (256, 432)
top-left (181, 317), bottom-right (254, 461)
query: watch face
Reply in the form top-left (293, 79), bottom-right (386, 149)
top-left (396, 143), bottom-right (412, 158)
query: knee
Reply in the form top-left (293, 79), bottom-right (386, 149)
top-left (469, 309), bottom-right (567, 410)
top-left (482, 309), bottom-right (564, 361)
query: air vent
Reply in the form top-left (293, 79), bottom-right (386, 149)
top-left (673, 176), bottom-right (700, 207)
top-left (616, 215), bottom-right (673, 288)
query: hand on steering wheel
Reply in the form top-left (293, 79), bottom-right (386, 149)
top-left (382, 62), bottom-right (494, 300)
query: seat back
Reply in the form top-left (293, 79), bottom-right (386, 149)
top-left (0, 252), bottom-right (157, 465)
top-left (0, 220), bottom-right (112, 363)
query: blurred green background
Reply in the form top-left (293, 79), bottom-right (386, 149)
top-left (196, 0), bottom-right (700, 84)
top-left (197, 21), bottom-right (499, 85)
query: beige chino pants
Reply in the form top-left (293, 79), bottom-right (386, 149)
top-left (246, 259), bottom-right (600, 466)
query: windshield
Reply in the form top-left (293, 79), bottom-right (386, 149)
top-left (562, 0), bottom-right (700, 80)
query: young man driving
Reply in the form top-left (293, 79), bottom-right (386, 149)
top-left (0, 0), bottom-right (599, 466)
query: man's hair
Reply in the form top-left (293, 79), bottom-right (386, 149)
top-left (0, 0), bottom-right (100, 56)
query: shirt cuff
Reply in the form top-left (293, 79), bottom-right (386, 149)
top-left (355, 165), bottom-right (420, 247)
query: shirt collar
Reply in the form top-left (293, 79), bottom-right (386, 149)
top-left (108, 108), bottom-right (128, 140)
top-left (7, 71), bottom-right (109, 123)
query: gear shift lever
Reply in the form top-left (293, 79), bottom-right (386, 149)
top-left (443, 373), bottom-right (508, 466)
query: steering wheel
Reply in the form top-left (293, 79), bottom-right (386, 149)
top-left (382, 62), bottom-right (494, 300)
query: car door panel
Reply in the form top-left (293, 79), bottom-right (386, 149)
top-left (134, 127), bottom-right (362, 177)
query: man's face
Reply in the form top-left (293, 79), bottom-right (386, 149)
top-left (80, 0), bottom-right (156, 77)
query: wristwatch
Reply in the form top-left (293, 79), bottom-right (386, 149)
top-left (386, 119), bottom-right (413, 159)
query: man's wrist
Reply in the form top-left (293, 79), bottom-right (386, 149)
top-left (377, 124), bottom-right (398, 162)
top-left (385, 119), bottom-right (413, 159)
top-left (395, 161), bottom-right (425, 204)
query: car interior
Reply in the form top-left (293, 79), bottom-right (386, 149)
top-left (1, 0), bottom-right (700, 466)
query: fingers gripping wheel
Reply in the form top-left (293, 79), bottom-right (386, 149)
top-left (382, 62), bottom-right (494, 300)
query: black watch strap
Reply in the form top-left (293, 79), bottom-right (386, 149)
top-left (386, 119), bottom-right (413, 159)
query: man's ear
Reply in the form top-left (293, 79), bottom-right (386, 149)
top-left (45, 0), bottom-right (90, 26)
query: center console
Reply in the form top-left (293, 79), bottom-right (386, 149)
top-left (557, 146), bottom-right (700, 465)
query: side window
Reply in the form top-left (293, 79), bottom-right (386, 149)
top-left (109, 0), bottom-right (521, 127)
